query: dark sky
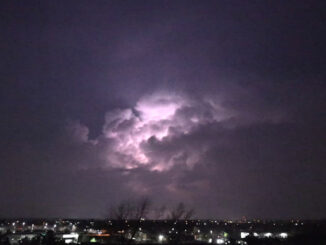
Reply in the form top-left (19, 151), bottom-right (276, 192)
top-left (0, 0), bottom-right (325, 219)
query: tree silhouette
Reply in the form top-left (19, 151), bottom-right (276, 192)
top-left (167, 202), bottom-right (195, 245)
top-left (109, 198), bottom-right (151, 245)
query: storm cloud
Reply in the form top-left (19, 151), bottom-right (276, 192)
top-left (0, 1), bottom-right (325, 219)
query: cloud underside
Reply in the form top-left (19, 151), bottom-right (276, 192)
top-left (69, 91), bottom-right (285, 172)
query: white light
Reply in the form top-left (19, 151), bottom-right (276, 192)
top-left (216, 238), bottom-right (224, 244)
top-left (63, 233), bottom-right (79, 240)
top-left (240, 232), bottom-right (249, 239)
top-left (208, 238), bottom-right (212, 243)
top-left (158, 235), bottom-right (164, 242)
top-left (65, 239), bottom-right (73, 244)
top-left (264, 233), bottom-right (272, 238)
top-left (279, 233), bottom-right (288, 239)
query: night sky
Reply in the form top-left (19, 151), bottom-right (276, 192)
top-left (0, 1), bottom-right (325, 219)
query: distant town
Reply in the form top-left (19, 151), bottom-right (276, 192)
top-left (1, 218), bottom-right (326, 245)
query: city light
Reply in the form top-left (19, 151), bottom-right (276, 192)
top-left (158, 234), bottom-right (165, 242)
top-left (264, 232), bottom-right (272, 238)
top-left (216, 238), bottom-right (224, 244)
top-left (240, 232), bottom-right (249, 239)
top-left (279, 232), bottom-right (288, 238)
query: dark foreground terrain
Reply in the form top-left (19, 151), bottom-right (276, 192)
top-left (1, 219), bottom-right (326, 245)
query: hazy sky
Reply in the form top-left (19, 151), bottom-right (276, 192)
top-left (0, 0), bottom-right (325, 219)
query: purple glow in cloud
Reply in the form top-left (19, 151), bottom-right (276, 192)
top-left (67, 89), bottom-right (287, 174)
top-left (98, 92), bottom-right (235, 171)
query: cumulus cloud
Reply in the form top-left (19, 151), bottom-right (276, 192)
top-left (67, 90), bottom-right (286, 173)
top-left (43, 88), bottom-right (326, 218)
top-left (54, 90), bottom-right (297, 216)
top-left (66, 120), bottom-right (90, 143)
top-left (65, 92), bottom-right (217, 171)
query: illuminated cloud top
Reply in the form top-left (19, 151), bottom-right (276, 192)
top-left (70, 89), bottom-right (286, 174)
top-left (93, 92), bottom-right (233, 171)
